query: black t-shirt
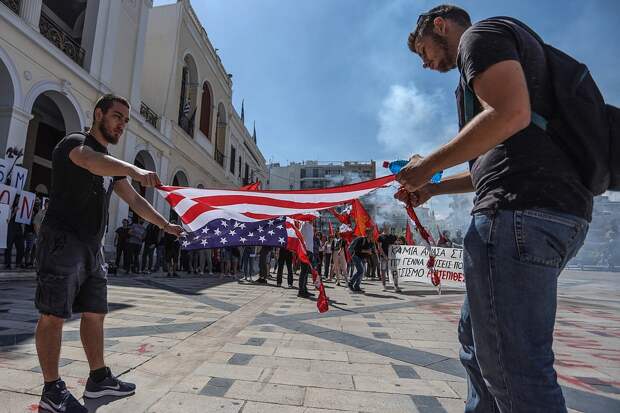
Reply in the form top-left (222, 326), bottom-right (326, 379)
top-left (377, 234), bottom-right (397, 256)
top-left (144, 223), bottom-right (160, 245)
top-left (457, 17), bottom-right (593, 221)
top-left (351, 236), bottom-right (372, 258)
top-left (116, 226), bottom-right (129, 246)
top-left (44, 133), bottom-right (125, 243)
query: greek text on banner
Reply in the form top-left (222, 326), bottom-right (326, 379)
top-left (388, 245), bottom-right (466, 289)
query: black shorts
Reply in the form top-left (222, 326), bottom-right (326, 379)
top-left (35, 225), bottom-right (108, 319)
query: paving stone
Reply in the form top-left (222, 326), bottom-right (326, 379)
top-left (392, 364), bottom-right (421, 379)
top-left (0, 389), bottom-right (41, 413)
top-left (146, 392), bottom-right (243, 413)
top-left (270, 367), bottom-right (354, 390)
top-left (228, 353), bottom-right (254, 366)
top-left (367, 322), bottom-right (383, 328)
top-left (373, 332), bottom-right (391, 339)
top-left (247, 355), bottom-right (312, 371)
top-left (193, 363), bottom-right (264, 381)
top-left (225, 380), bottom-right (306, 406)
top-left (411, 395), bottom-right (450, 413)
top-left (304, 387), bottom-right (418, 412)
top-left (30, 358), bottom-right (74, 373)
top-left (0, 366), bottom-right (43, 392)
top-left (309, 360), bottom-right (398, 378)
top-left (353, 375), bottom-right (458, 398)
top-left (200, 377), bottom-right (235, 397)
top-left (274, 347), bottom-right (349, 362)
top-left (222, 343), bottom-right (276, 356)
top-left (243, 402), bottom-right (353, 413)
top-left (244, 337), bottom-right (267, 346)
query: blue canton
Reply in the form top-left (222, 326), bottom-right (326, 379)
top-left (180, 217), bottom-right (287, 250)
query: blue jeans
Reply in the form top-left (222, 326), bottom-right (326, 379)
top-left (350, 255), bottom-right (365, 290)
top-left (460, 209), bottom-right (588, 413)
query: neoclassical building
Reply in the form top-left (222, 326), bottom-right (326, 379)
top-left (0, 0), bottom-right (268, 252)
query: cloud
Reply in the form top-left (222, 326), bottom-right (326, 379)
top-left (376, 83), bottom-right (456, 159)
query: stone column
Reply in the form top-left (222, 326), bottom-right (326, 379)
top-left (19, 0), bottom-right (43, 32)
top-left (0, 106), bottom-right (33, 157)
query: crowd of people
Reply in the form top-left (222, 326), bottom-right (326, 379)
top-left (111, 218), bottom-right (431, 297)
top-left (3, 196), bottom-right (47, 270)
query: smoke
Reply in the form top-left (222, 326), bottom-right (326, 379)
top-left (377, 83), bottom-right (457, 158)
top-left (323, 171), bottom-right (364, 186)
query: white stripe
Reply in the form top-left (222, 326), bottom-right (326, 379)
top-left (174, 198), bottom-right (198, 216)
top-left (164, 186), bottom-right (384, 204)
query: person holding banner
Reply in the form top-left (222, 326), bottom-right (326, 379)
top-left (398, 5), bottom-right (593, 412)
top-left (5, 196), bottom-right (24, 269)
top-left (34, 94), bottom-right (183, 413)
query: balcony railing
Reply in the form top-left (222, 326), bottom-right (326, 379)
top-left (1, 0), bottom-right (19, 14)
top-left (39, 11), bottom-right (85, 67)
top-left (178, 113), bottom-right (195, 137)
top-left (214, 148), bottom-right (225, 166)
top-left (140, 102), bottom-right (160, 129)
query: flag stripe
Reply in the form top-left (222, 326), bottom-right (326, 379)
top-left (158, 175), bottom-right (395, 232)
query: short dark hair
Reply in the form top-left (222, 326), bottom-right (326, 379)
top-left (408, 4), bottom-right (471, 53)
top-left (93, 94), bottom-right (130, 120)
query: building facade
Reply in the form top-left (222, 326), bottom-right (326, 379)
top-left (0, 0), bottom-right (267, 253)
top-left (267, 160), bottom-right (376, 190)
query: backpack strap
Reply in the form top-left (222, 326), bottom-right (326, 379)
top-left (463, 79), bottom-right (548, 131)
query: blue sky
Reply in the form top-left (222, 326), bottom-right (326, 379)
top-left (155, 0), bottom-right (619, 169)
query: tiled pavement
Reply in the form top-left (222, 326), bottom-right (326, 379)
top-left (0, 270), bottom-right (619, 412)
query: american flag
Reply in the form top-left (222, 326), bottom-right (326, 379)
top-left (157, 175), bottom-right (395, 232)
top-left (158, 175), bottom-right (396, 314)
top-left (180, 217), bottom-right (288, 250)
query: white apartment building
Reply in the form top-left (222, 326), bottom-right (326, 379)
top-left (0, 0), bottom-right (267, 252)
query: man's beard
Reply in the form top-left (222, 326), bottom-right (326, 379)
top-left (98, 122), bottom-right (119, 144)
top-left (432, 34), bottom-right (456, 73)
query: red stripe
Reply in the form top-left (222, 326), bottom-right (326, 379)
top-left (165, 193), bottom-right (186, 208)
top-left (188, 194), bottom-right (367, 210)
top-left (158, 175), bottom-right (394, 196)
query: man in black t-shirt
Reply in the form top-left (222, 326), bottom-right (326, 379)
top-left (35, 94), bottom-right (183, 413)
top-left (114, 218), bottom-right (129, 269)
top-left (348, 228), bottom-right (373, 292)
top-left (394, 5), bottom-right (593, 412)
top-left (377, 225), bottom-right (398, 290)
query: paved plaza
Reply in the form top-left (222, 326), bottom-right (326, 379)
top-left (0, 270), bottom-right (618, 412)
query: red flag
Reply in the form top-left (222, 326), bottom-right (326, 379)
top-left (405, 221), bottom-right (415, 245)
top-left (328, 221), bottom-right (334, 237)
top-left (328, 207), bottom-right (351, 225)
top-left (372, 223), bottom-right (380, 242)
top-left (287, 221), bottom-right (329, 312)
top-left (240, 181), bottom-right (261, 190)
top-left (351, 199), bottom-right (373, 237)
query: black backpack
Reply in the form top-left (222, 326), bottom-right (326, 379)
top-left (464, 18), bottom-right (620, 195)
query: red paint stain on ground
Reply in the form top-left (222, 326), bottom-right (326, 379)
top-left (27, 404), bottom-right (39, 411)
top-left (137, 343), bottom-right (152, 354)
top-left (557, 374), bottom-right (597, 392)
top-left (78, 378), bottom-right (88, 385)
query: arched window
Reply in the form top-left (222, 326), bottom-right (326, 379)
top-left (199, 82), bottom-right (212, 139)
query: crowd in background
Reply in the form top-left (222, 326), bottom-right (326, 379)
top-left (110, 217), bottom-right (447, 297)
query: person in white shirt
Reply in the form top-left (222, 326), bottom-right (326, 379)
top-left (298, 222), bottom-right (315, 298)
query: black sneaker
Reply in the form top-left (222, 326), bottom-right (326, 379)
top-left (39, 380), bottom-right (87, 413)
top-left (83, 372), bottom-right (136, 399)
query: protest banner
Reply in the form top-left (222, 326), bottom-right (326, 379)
top-left (16, 190), bottom-right (36, 225)
top-left (0, 204), bottom-right (9, 249)
top-left (10, 165), bottom-right (28, 193)
top-left (0, 184), bottom-right (17, 206)
top-left (388, 244), bottom-right (466, 289)
top-left (0, 158), bottom-right (9, 184)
